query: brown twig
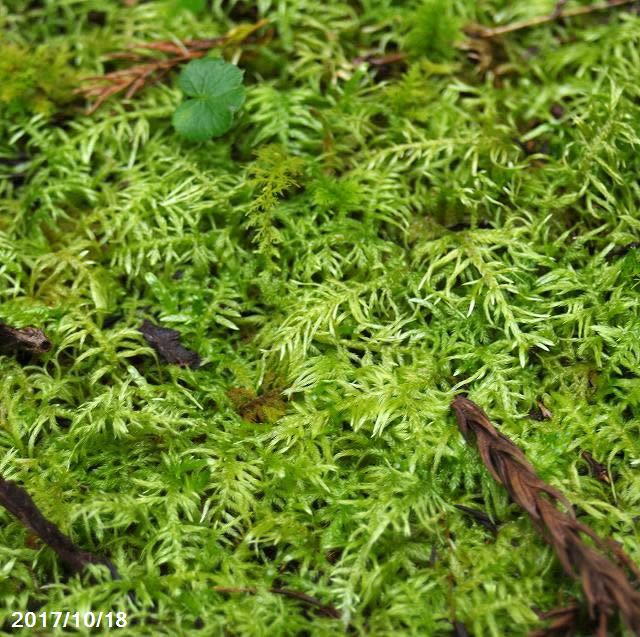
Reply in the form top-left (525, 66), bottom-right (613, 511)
top-left (0, 477), bottom-right (119, 579)
top-left (451, 396), bottom-right (640, 637)
top-left (464, 0), bottom-right (638, 39)
top-left (75, 19), bottom-right (270, 114)
top-left (213, 586), bottom-right (341, 619)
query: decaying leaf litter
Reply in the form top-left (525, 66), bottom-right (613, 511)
top-left (2, 0), bottom-right (640, 635)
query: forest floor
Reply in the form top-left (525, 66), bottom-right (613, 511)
top-left (1, 1), bottom-right (640, 635)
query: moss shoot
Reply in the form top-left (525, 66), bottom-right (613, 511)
top-left (1, 1), bottom-right (640, 635)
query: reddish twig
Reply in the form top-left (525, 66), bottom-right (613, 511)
top-left (464, 0), bottom-right (638, 39)
top-left (213, 586), bottom-right (341, 619)
top-left (451, 396), bottom-right (640, 637)
top-left (75, 19), bottom-right (269, 114)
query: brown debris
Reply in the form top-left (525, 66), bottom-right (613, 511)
top-left (451, 395), bottom-right (640, 637)
top-left (529, 400), bottom-right (553, 422)
top-left (581, 451), bottom-right (611, 485)
top-left (352, 52), bottom-right (407, 68)
top-left (0, 323), bottom-right (51, 355)
top-left (140, 319), bottom-right (201, 369)
top-left (0, 477), bottom-right (119, 579)
top-left (227, 386), bottom-right (287, 423)
top-left (460, 0), bottom-right (637, 79)
top-left (463, 0), bottom-right (637, 39)
top-left (456, 37), bottom-right (500, 75)
top-left (213, 585), bottom-right (341, 619)
top-left (530, 603), bottom-right (581, 637)
top-left (76, 19), bottom-right (270, 114)
top-left (455, 504), bottom-right (499, 536)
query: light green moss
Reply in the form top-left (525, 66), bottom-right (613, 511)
top-left (1, 1), bottom-right (640, 635)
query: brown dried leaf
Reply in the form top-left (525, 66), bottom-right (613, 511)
top-left (451, 396), bottom-right (640, 636)
top-left (227, 387), bottom-right (287, 423)
top-left (140, 319), bottom-right (201, 369)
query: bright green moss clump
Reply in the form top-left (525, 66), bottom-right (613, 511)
top-left (1, 1), bottom-right (640, 635)
top-left (0, 42), bottom-right (76, 116)
top-left (403, 0), bottom-right (461, 61)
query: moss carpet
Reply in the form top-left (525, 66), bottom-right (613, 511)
top-left (1, 1), bottom-right (640, 634)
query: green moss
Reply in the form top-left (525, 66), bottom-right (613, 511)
top-left (403, 0), bottom-right (462, 61)
top-left (1, 0), bottom-right (640, 635)
top-left (0, 42), bottom-right (76, 116)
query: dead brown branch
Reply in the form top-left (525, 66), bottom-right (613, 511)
top-left (464, 0), bottom-right (638, 39)
top-left (0, 477), bottom-right (119, 579)
top-left (213, 585), bottom-right (341, 619)
top-left (75, 19), bottom-right (270, 114)
top-left (451, 396), bottom-right (640, 637)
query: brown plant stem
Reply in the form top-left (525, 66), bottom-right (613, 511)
top-left (451, 396), bottom-right (640, 636)
top-left (464, 0), bottom-right (638, 39)
top-left (213, 586), bottom-right (341, 619)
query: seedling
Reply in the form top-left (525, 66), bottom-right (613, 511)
top-left (172, 58), bottom-right (246, 141)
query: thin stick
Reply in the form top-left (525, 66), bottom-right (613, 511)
top-left (0, 477), bottom-right (119, 579)
top-left (213, 586), bottom-right (341, 619)
top-left (465, 0), bottom-right (637, 38)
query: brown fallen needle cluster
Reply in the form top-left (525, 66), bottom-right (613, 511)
top-left (451, 396), bottom-right (640, 637)
top-left (75, 19), bottom-right (270, 114)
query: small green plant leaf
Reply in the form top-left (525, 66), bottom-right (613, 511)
top-left (169, 0), bottom-right (206, 15)
top-left (172, 58), bottom-right (245, 141)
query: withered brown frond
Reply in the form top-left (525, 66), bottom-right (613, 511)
top-left (227, 386), bottom-right (287, 424)
top-left (451, 396), bottom-right (640, 637)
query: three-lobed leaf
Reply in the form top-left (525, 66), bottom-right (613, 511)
top-left (172, 58), bottom-right (245, 142)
